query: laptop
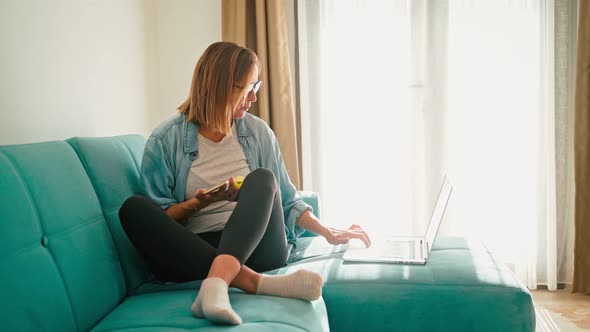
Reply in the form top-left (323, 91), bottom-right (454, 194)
top-left (342, 176), bottom-right (453, 264)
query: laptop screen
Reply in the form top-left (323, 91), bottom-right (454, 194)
top-left (424, 176), bottom-right (453, 249)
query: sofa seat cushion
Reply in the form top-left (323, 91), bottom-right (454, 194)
top-left (278, 236), bottom-right (535, 332)
top-left (91, 289), bottom-right (329, 332)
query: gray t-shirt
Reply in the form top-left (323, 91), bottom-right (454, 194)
top-left (184, 125), bottom-right (250, 233)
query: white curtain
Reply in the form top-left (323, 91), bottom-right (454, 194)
top-left (297, 0), bottom-right (576, 289)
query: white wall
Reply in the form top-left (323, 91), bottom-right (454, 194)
top-left (145, 0), bottom-right (221, 128)
top-left (0, 0), bottom-right (221, 145)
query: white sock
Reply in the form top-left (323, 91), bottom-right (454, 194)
top-left (191, 277), bottom-right (242, 325)
top-left (256, 269), bottom-right (324, 301)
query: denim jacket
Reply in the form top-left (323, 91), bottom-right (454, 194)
top-left (139, 113), bottom-right (311, 242)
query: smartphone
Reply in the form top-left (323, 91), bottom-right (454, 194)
top-left (202, 180), bottom-right (229, 195)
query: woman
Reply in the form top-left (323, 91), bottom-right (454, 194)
top-left (119, 41), bottom-right (370, 325)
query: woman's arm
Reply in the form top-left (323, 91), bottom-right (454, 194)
top-left (295, 210), bottom-right (371, 247)
top-left (165, 197), bottom-right (203, 222)
top-left (250, 116), bottom-right (371, 245)
top-left (166, 178), bottom-right (239, 223)
top-left (294, 210), bottom-right (332, 238)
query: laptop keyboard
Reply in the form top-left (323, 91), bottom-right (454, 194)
top-left (383, 239), bottom-right (417, 259)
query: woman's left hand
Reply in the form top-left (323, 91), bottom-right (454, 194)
top-left (325, 224), bottom-right (371, 248)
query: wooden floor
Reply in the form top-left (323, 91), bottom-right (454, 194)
top-left (531, 286), bottom-right (590, 331)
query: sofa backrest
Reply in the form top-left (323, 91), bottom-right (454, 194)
top-left (0, 142), bottom-right (126, 332)
top-left (67, 135), bottom-right (149, 293)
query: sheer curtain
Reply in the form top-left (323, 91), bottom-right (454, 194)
top-left (446, 1), bottom-right (551, 289)
top-left (297, 0), bottom-right (575, 289)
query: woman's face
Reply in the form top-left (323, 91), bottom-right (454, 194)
top-left (232, 64), bottom-right (259, 119)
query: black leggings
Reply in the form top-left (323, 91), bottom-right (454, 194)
top-left (119, 168), bottom-right (289, 283)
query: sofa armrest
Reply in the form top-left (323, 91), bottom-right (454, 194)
top-left (298, 191), bottom-right (320, 237)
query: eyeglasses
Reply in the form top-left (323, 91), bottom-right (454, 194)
top-left (236, 80), bottom-right (262, 98)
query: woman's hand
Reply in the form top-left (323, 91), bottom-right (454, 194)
top-left (295, 211), bottom-right (371, 248)
top-left (194, 177), bottom-right (240, 207)
top-left (325, 224), bottom-right (371, 248)
top-left (223, 177), bottom-right (240, 201)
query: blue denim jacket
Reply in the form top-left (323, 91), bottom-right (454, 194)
top-left (139, 113), bottom-right (311, 242)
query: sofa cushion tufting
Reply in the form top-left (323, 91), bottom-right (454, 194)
top-left (0, 142), bottom-right (126, 332)
top-left (67, 135), bottom-right (149, 293)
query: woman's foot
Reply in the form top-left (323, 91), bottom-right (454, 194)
top-left (191, 277), bottom-right (242, 325)
top-left (256, 269), bottom-right (324, 301)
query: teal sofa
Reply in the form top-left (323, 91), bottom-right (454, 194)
top-left (0, 135), bottom-right (535, 331)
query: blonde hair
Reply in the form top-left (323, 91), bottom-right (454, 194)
top-left (178, 42), bottom-right (258, 135)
